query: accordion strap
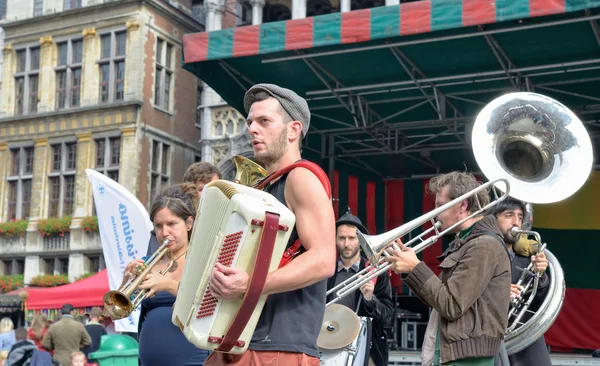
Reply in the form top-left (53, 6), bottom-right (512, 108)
top-left (255, 160), bottom-right (332, 269)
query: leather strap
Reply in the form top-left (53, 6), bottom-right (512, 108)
top-left (217, 212), bottom-right (281, 352)
top-left (255, 161), bottom-right (332, 268)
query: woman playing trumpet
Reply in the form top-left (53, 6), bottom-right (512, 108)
top-left (122, 183), bottom-right (209, 366)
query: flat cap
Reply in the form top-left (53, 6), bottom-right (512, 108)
top-left (244, 83), bottom-right (310, 137)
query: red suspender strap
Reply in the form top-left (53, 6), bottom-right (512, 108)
top-left (217, 212), bottom-right (281, 352)
top-left (255, 161), bottom-right (332, 269)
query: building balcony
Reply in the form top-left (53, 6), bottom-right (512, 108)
top-left (0, 236), bottom-right (26, 255)
top-left (42, 233), bottom-right (71, 252)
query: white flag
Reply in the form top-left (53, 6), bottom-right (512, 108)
top-left (86, 169), bottom-right (152, 333)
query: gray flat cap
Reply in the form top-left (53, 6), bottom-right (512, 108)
top-left (244, 83), bottom-right (310, 137)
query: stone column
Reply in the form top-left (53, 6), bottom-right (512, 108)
top-left (0, 142), bottom-right (8, 222)
top-left (204, 0), bottom-right (220, 32)
top-left (340, 0), bottom-right (351, 12)
top-left (72, 132), bottom-right (94, 225)
top-left (68, 253), bottom-right (85, 283)
top-left (125, 20), bottom-right (142, 102)
top-left (26, 138), bottom-right (50, 255)
top-left (119, 127), bottom-right (138, 195)
top-left (29, 138), bottom-right (50, 221)
top-left (0, 44), bottom-right (15, 117)
top-left (81, 28), bottom-right (98, 107)
top-left (214, 0), bottom-right (225, 31)
top-left (250, 0), bottom-right (265, 25)
top-left (24, 256), bottom-right (41, 285)
top-left (292, 0), bottom-right (307, 19)
top-left (38, 36), bottom-right (55, 113)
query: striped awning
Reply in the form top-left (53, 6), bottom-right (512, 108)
top-left (183, 0), bottom-right (599, 63)
top-left (182, 0), bottom-right (600, 180)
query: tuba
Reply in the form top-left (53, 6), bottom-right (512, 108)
top-left (472, 92), bottom-right (592, 355)
top-left (327, 93), bottom-right (592, 352)
top-left (102, 155), bottom-right (268, 320)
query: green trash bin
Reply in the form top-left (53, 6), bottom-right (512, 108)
top-left (89, 334), bottom-right (139, 366)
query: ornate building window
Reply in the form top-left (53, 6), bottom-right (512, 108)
top-left (85, 255), bottom-right (105, 272)
top-left (94, 136), bottom-right (120, 181)
top-left (150, 140), bottom-right (170, 198)
top-left (7, 145), bottom-right (34, 220)
top-left (14, 46), bottom-right (40, 115)
top-left (154, 37), bottom-right (174, 111)
top-left (33, 0), bottom-right (44, 16)
top-left (55, 38), bottom-right (83, 110)
top-left (212, 107), bottom-right (245, 137)
top-left (63, 0), bottom-right (82, 10)
top-left (48, 140), bottom-right (77, 217)
top-left (98, 30), bottom-right (126, 103)
top-left (1, 259), bottom-right (25, 276)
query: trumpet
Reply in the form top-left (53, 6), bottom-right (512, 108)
top-left (326, 179), bottom-right (509, 306)
top-left (103, 239), bottom-right (174, 320)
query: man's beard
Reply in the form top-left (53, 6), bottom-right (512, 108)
top-left (339, 246), bottom-right (359, 260)
top-left (254, 128), bottom-right (287, 168)
top-left (503, 231), bottom-right (518, 244)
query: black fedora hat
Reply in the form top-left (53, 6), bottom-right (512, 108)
top-left (336, 207), bottom-right (368, 234)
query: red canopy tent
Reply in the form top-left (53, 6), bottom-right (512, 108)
top-left (26, 269), bottom-right (109, 310)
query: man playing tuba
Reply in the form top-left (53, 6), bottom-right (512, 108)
top-left (489, 197), bottom-right (551, 366)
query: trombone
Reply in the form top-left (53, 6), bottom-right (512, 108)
top-left (326, 178), bottom-right (510, 306)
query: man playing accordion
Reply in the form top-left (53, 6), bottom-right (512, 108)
top-left (205, 84), bottom-right (337, 366)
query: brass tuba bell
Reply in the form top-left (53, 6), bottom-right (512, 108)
top-left (231, 155), bottom-right (268, 187)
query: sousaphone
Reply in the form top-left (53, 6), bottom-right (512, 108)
top-left (472, 92), bottom-right (593, 354)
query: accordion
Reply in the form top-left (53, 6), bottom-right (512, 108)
top-left (172, 180), bottom-right (295, 354)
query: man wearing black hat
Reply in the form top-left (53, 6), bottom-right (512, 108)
top-left (207, 84), bottom-right (336, 366)
top-left (326, 208), bottom-right (394, 366)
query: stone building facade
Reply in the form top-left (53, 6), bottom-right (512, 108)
top-left (0, 0), bottom-right (203, 283)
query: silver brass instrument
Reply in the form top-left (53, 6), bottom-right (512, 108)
top-left (327, 92), bottom-right (591, 352)
top-left (506, 228), bottom-right (544, 333)
top-left (103, 239), bottom-right (174, 320)
top-left (503, 227), bottom-right (566, 354)
top-left (473, 92), bottom-right (590, 355)
top-left (326, 179), bottom-right (510, 306)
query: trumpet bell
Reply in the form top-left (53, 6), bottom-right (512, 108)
top-left (472, 92), bottom-right (593, 204)
top-left (232, 155), bottom-right (268, 187)
top-left (103, 290), bottom-right (134, 320)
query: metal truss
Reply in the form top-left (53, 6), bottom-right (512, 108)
top-left (207, 11), bottom-right (600, 176)
top-left (261, 10), bottom-right (600, 165)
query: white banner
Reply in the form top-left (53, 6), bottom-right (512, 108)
top-left (86, 169), bottom-right (152, 333)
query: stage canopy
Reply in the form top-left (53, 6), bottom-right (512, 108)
top-left (183, 0), bottom-right (600, 179)
top-left (26, 270), bottom-right (108, 310)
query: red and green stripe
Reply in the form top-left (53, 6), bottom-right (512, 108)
top-left (183, 0), bottom-right (600, 63)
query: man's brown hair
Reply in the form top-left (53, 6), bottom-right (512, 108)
top-left (427, 171), bottom-right (490, 213)
top-left (183, 162), bottom-right (222, 184)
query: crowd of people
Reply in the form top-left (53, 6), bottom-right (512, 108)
top-left (3, 82), bottom-right (553, 366)
top-left (0, 305), bottom-right (109, 366)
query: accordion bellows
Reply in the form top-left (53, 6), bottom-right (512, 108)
top-left (172, 180), bottom-right (296, 354)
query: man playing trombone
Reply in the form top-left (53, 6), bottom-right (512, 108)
top-left (326, 208), bottom-right (394, 366)
top-left (384, 171), bottom-right (511, 366)
top-left (489, 197), bottom-right (551, 366)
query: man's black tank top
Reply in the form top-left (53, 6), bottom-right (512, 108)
top-left (248, 170), bottom-right (327, 358)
